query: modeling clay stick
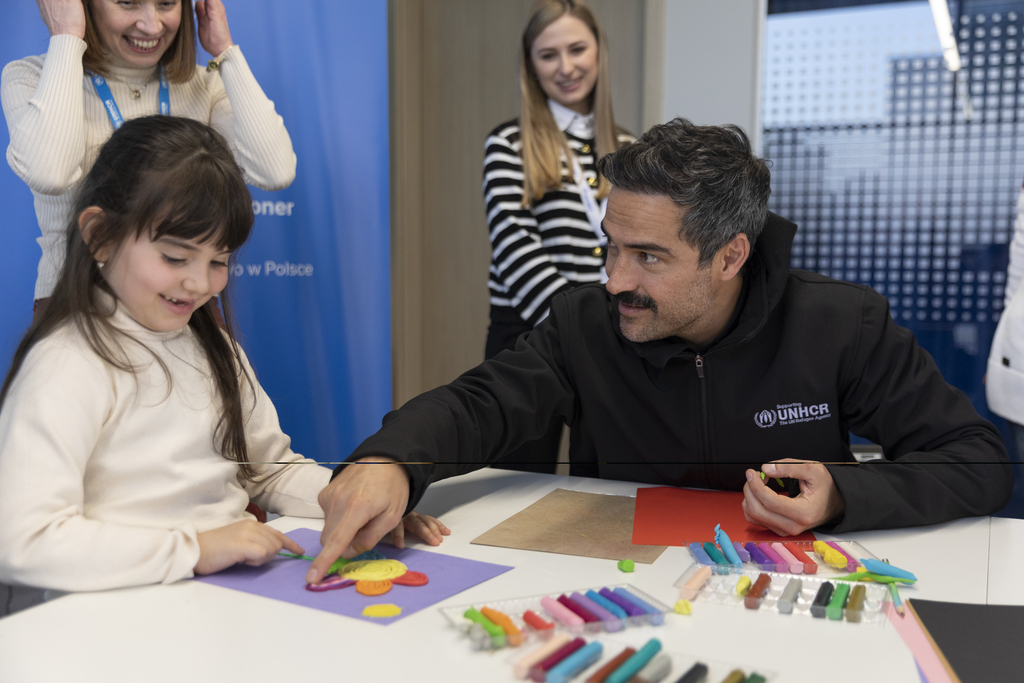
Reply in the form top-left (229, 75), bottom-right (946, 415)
top-left (783, 542), bottom-right (817, 574)
top-left (541, 595), bottom-right (585, 629)
top-left (523, 609), bottom-right (555, 631)
top-left (813, 541), bottom-right (848, 569)
top-left (463, 607), bottom-right (506, 648)
top-left (714, 525), bottom-right (744, 566)
top-left (605, 638), bottom-right (662, 683)
top-left (586, 589), bottom-right (629, 619)
top-left (558, 595), bottom-right (600, 623)
top-left (845, 584), bottom-right (867, 623)
top-left (632, 653), bottom-right (673, 683)
top-left (743, 573), bottom-right (772, 609)
top-left (735, 575), bottom-right (752, 597)
top-left (546, 641), bottom-right (604, 683)
top-left (688, 542), bottom-right (716, 566)
top-left (678, 566), bottom-right (713, 600)
top-left (571, 592), bottom-right (621, 631)
top-left (612, 587), bottom-right (665, 625)
top-left (514, 634), bottom-right (573, 679)
top-left (733, 542), bottom-right (751, 562)
top-left (756, 543), bottom-right (787, 572)
top-left (599, 587), bottom-right (646, 618)
top-left (670, 662), bottom-right (708, 683)
top-left (826, 582), bottom-right (851, 620)
top-left (586, 647), bottom-right (636, 683)
top-left (777, 578), bottom-right (802, 615)
top-left (702, 542), bottom-right (729, 569)
top-left (718, 670), bottom-right (746, 683)
top-left (770, 542), bottom-right (803, 574)
top-left (744, 542), bottom-right (774, 571)
top-left (528, 637), bottom-right (586, 682)
top-left (826, 541), bottom-right (859, 572)
top-left (278, 551), bottom-right (316, 561)
top-left (861, 558), bottom-right (918, 582)
top-left (810, 581), bottom-right (834, 618)
top-left (481, 606), bottom-right (524, 646)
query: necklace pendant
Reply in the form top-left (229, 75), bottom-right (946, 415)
top-left (131, 89), bottom-right (141, 99)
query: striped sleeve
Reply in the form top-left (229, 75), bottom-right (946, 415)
top-left (1, 35), bottom-right (87, 196)
top-left (484, 123), bottom-right (573, 326)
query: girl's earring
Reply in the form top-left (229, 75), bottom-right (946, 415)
top-left (97, 262), bottom-right (105, 270)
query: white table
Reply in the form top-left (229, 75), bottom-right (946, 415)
top-left (0, 469), bottom-right (1005, 683)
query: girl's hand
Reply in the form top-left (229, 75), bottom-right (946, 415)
top-left (194, 519), bottom-right (304, 575)
top-left (195, 0), bottom-right (234, 57)
top-left (36, 0), bottom-right (86, 39)
top-left (389, 511), bottom-right (451, 549)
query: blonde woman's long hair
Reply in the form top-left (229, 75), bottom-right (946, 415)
top-left (519, 0), bottom-right (619, 207)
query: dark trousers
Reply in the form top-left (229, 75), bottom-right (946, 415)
top-left (484, 305), bottom-right (562, 474)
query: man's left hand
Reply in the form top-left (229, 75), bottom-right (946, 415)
top-left (742, 459), bottom-right (845, 535)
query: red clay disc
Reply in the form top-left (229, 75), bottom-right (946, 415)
top-left (391, 570), bottom-right (429, 586)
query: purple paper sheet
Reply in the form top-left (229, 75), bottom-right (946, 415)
top-left (195, 528), bottom-right (514, 625)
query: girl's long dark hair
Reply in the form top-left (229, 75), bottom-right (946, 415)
top-left (0, 116), bottom-right (257, 478)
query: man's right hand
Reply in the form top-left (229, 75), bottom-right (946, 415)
top-left (306, 457), bottom-right (410, 585)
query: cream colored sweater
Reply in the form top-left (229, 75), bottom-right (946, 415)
top-left (1, 35), bottom-right (296, 299)
top-left (0, 299), bottom-right (329, 592)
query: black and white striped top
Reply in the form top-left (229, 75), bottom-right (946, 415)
top-left (483, 118), bottom-right (633, 327)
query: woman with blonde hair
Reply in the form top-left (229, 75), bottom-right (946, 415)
top-left (483, 0), bottom-right (632, 471)
top-left (3, 0), bottom-right (295, 321)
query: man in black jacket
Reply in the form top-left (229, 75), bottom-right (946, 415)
top-left (305, 119), bottom-right (1011, 585)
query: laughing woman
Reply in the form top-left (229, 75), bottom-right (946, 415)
top-left (482, 0), bottom-right (632, 472)
top-left (2, 0), bottom-right (295, 321)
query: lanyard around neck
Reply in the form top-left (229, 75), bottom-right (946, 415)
top-left (89, 64), bottom-right (170, 130)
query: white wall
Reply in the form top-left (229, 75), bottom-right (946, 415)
top-left (644, 0), bottom-right (767, 149)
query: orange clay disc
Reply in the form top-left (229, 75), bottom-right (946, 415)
top-left (356, 579), bottom-right (392, 596)
top-left (391, 570), bottom-right (429, 586)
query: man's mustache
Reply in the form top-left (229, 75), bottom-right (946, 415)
top-left (614, 290), bottom-right (657, 312)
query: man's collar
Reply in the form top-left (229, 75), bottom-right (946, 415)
top-left (548, 99), bottom-right (594, 139)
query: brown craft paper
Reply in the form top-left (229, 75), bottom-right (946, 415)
top-left (471, 488), bottom-right (667, 564)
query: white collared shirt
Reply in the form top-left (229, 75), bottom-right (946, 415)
top-left (548, 99), bottom-right (594, 139)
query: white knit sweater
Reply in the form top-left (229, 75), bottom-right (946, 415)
top-left (0, 298), bottom-right (330, 592)
top-left (1, 35), bottom-right (296, 299)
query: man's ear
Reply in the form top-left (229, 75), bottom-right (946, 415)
top-left (716, 233), bottom-right (750, 283)
top-left (77, 206), bottom-right (109, 262)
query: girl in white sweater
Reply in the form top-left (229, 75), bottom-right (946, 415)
top-left (0, 116), bottom-right (446, 610)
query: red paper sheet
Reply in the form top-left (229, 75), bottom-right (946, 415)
top-left (631, 486), bottom-right (816, 545)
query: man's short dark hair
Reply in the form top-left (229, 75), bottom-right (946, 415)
top-left (598, 118), bottom-right (771, 267)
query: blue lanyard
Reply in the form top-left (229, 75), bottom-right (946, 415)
top-left (89, 64), bottom-right (170, 130)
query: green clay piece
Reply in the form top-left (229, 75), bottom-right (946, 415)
top-left (464, 607), bottom-right (506, 648)
top-left (833, 571), bottom-right (915, 584)
top-left (758, 471), bottom-right (785, 487)
top-left (826, 582), bottom-right (851, 620)
top-left (702, 542), bottom-right (728, 566)
top-left (618, 559), bottom-right (635, 573)
top-left (745, 675), bottom-right (767, 683)
top-left (327, 557), bottom-right (350, 576)
top-left (278, 552), bottom-right (316, 561)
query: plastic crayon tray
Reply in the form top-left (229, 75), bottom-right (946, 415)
top-left (502, 637), bottom-right (777, 683)
top-left (439, 585), bottom-right (672, 650)
top-left (685, 539), bottom-right (881, 577)
top-left (674, 564), bottom-right (892, 625)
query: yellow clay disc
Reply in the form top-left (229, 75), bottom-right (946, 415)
top-left (674, 599), bottom-right (693, 615)
top-left (362, 604), bottom-right (402, 618)
top-left (339, 559), bottom-right (408, 581)
top-left (356, 579), bottom-right (393, 596)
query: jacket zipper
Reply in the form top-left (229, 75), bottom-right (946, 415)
top-left (694, 354), bottom-right (712, 485)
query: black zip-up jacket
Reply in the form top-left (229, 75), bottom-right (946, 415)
top-left (344, 214), bottom-right (1012, 532)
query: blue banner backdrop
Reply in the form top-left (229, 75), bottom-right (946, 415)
top-left (0, 1), bottom-right (392, 463)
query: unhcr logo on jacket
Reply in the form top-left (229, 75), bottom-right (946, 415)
top-left (754, 402), bottom-right (831, 428)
